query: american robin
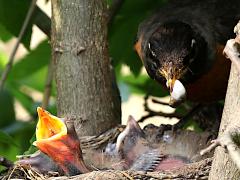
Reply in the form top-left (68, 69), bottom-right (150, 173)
top-left (134, 0), bottom-right (240, 106)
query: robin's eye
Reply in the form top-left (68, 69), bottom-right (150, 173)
top-left (148, 42), bottom-right (159, 69)
top-left (191, 39), bottom-right (196, 48)
top-left (190, 39), bottom-right (196, 56)
top-left (183, 39), bottom-right (196, 65)
top-left (148, 42), bottom-right (157, 58)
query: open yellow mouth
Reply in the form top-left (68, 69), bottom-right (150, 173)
top-left (33, 107), bottom-right (67, 146)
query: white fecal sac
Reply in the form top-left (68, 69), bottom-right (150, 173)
top-left (170, 80), bottom-right (186, 101)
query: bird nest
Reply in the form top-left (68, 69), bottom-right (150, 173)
top-left (1, 125), bottom-right (212, 180)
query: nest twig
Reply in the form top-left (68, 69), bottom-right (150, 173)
top-left (1, 164), bottom-right (57, 180)
top-left (47, 158), bottom-right (212, 180)
top-left (80, 125), bottom-right (125, 150)
top-left (138, 95), bottom-right (182, 123)
top-left (1, 124), bottom-right (213, 179)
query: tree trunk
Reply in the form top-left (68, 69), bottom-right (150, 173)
top-left (51, 0), bottom-right (121, 136)
top-left (209, 64), bottom-right (240, 179)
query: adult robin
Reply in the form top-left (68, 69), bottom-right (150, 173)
top-left (134, 0), bottom-right (240, 106)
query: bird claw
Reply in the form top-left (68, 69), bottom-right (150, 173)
top-left (200, 127), bottom-right (240, 169)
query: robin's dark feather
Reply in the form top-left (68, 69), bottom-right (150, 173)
top-left (135, 0), bottom-right (240, 104)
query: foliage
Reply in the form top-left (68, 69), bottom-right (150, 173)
top-left (0, 0), bottom-right (33, 48)
top-left (0, 0), bottom-right (171, 170)
top-left (109, 0), bottom-right (166, 75)
top-left (109, 0), bottom-right (168, 100)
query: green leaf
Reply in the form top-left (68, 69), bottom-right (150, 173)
top-left (0, 90), bottom-right (15, 128)
top-left (183, 119), bottom-right (203, 133)
top-left (0, 131), bottom-right (18, 147)
top-left (106, 0), bottom-right (112, 6)
top-left (8, 40), bottom-right (51, 80)
top-left (0, 50), bottom-right (7, 70)
top-left (1, 121), bottom-right (36, 160)
top-left (119, 74), bottom-right (169, 97)
top-left (109, 0), bottom-right (167, 75)
top-left (0, 23), bottom-right (12, 42)
top-left (18, 66), bottom-right (48, 93)
top-left (0, 0), bottom-right (33, 49)
top-left (0, 145), bottom-right (19, 164)
top-left (24, 133), bottom-right (37, 155)
top-left (7, 83), bottom-right (35, 115)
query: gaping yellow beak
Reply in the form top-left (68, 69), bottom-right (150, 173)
top-left (33, 107), bottom-right (67, 146)
top-left (33, 107), bottom-right (89, 175)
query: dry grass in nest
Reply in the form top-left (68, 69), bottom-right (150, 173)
top-left (1, 125), bottom-right (212, 180)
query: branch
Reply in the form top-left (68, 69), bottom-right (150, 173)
top-left (34, 6), bottom-right (52, 108)
top-left (41, 59), bottom-right (54, 109)
top-left (0, 0), bottom-right (37, 91)
top-left (34, 6), bottom-right (51, 38)
top-left (151, 98), bottom-right (170, 106)
top-left (200, 127), bottom-right (240, 169)
top-left (138, 95), bottom-right (182, 122)
top-left (0, 156), bottom-right (13, 168)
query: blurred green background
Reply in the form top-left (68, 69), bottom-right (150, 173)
top-left (0, 0), bottom-right (171, 172)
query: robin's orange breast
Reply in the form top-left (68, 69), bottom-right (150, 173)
top-left (186, 45), bottom-right (231, 103)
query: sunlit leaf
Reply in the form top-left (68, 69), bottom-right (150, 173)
top-left (183, 119), bottom-right (203, 133)
top-left (7, 83), bottom-right (35, 115)
top-left (19, 66), bottom-right (48, 93)
top-left (8, 40), bottom-right (50, 80)
top-left (0, 145), bottom-right (19, 163)
top-left (0, 50), bottom-right (7, 70)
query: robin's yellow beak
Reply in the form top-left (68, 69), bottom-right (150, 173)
top-left (159, 67), bottom-right (186, 107)
top-left (33, 107), bottom-right (67, 146)
top-left (166, 77), bottom-right (176, 93)
top-left (159, 67), bottom-right (177, 93)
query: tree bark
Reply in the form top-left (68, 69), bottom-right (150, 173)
top-left (209, 57), bottom-right (240, 178)
top-left (51, 0), bottom-right (121, 136)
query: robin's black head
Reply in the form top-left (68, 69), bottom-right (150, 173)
top-left (144, 21), bottom-right (197, 90)
top-left (137, 20), bottom-right (209, 106)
